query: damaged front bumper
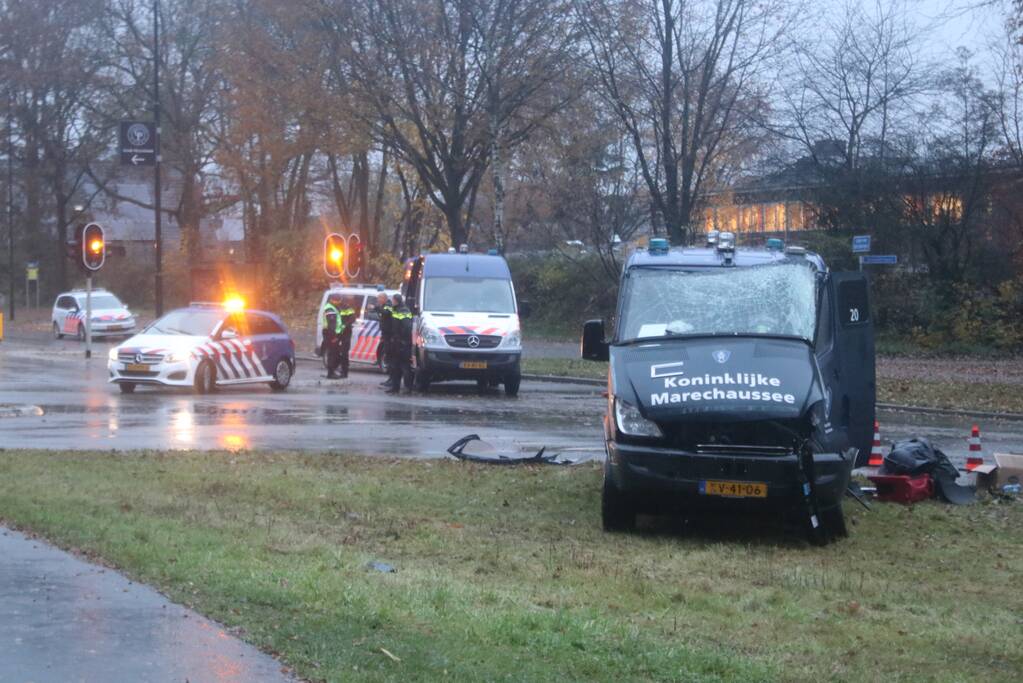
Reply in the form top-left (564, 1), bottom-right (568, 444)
top-left (606, 440), bottom-right (853, 512)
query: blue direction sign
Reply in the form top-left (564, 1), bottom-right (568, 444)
top-left (859, 254), bottom-right (897, 265)
top-left (852, 235), bottom-right (871, 253)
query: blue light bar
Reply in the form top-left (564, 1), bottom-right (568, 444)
top-left (648, 238), bottom-right (670, 254)
top-left (766, 238), bottom-right (784, 251)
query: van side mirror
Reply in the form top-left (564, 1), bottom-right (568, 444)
top-left (581, 319), bottom-right (609, 361)
top-left (518, 300), bottom-right (532, 319)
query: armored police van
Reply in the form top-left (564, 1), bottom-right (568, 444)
top-left (402, 251), bottom-right (524, 395)
top-left (582, 234), bottom-right (874, 542)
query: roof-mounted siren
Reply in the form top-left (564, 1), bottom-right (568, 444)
top-left (648, 237), bottom-right (670, 255)
top-left (458, 243), bottom-right (469, 254)
top-left (716, 231), bottom-right (736, 252)
top-left (784, 245), bottom-right (807, 256)
top-left (705, 230), bottom-right (720, 247)
top-left (766, 238), bottom-right (784, 251)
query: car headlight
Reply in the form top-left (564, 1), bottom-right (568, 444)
top-left (502, 330), bottom-right (521, 349)
top-left (614, 398), bottom-right (662, 438)
top-left (165, 352), bottom-right (188, 363)
top-left (108, 348), bottom-right (119, 361)
top-left (420, 326), bottom-right (443, 346)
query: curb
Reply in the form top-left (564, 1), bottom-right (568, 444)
top-left (521, 373), bottom-right (604, 387)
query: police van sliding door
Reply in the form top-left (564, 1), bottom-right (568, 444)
top-left (816, 272), bottom-right (876, 466)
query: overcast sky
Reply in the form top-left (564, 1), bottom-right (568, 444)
top-left (914, 0), bottom-right (1007, 58)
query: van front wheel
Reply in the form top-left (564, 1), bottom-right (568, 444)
top-left (504, 372), bottom-right (521, 397)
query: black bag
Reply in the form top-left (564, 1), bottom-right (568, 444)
top-left (880, 438), bottom-right (974, 505)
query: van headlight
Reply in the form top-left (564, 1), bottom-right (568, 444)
top-left (420, 325), bottom-right (443, 346)
top-left (108, 348), bottom-right (119, 361)
top-left (502, 330), bottom-right (521, 349)
top-left (614, 398), bottom-right (662, 438)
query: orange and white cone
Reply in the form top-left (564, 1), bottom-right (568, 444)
top-left (868, 421), bottom-right (884, 467)
top-left (966, 424), bottom-right (984, 471)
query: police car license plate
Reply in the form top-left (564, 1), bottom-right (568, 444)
top-left (125, 363), bottom-right (149, 373)
top-left (460, 361), bottom-right (488, 369)
top-left (700, 480), bottom-right (767, 498)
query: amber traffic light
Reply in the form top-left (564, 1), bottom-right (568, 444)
top-left (324, 233), bottom-right (346, 279)
top-left (82, 223), bottom-right (105, 271)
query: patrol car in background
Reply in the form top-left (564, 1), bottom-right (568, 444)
top-left (313, 284), bottom-right (399, 369)
top-left (52, 289), bottom-right (136, 340)
top-left (402, 251), bottom-right (526, 395)
top-left (108, 300), bottom-right (296, 394)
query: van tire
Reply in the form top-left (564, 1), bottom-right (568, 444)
top-left (194, 360), bottom-right (217, 394)
top-left (504, 372), bottom-right (521, 397)
top-left (414, 369), bottom-right (430, 392)
top-left (821, 504), bottom-right (848, 541)
top-left (601, 465), bottom-right (636, 532)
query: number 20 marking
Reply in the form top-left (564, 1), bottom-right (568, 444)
top-left (849, 308), bottom-right (860, 322)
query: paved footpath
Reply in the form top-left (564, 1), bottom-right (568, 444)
top-left (0, 527), bottom-right (295, 683)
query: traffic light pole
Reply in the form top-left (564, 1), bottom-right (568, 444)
top-left (7, 88), bottom-right (14, 322)
top-left (85, 275), bottom-right (92, 359)
top-left (153, 0), bottom-right (163, 317)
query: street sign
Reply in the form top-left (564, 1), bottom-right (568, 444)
top-left (852, 235), bottom-right (871, 253)
top-left (859, 254), bottom-right (897, 266)
top-left (119, 121), bottom-right (156, 166)
top-left (26, 261), bottom-right (38, 281)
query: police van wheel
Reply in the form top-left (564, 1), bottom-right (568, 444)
top-left (118, 382), bottom-right (136, 394)
top-left (601, 468), bottom-right (636, 532)
top-left (503, 373), bottom-right (521, 397)
top-left (77, 324), bottom-right (86, 342)
top-left (821, 504), bottom-right (848, 541)
top-left (194, 361), bottom-right (216, 394)
top-left (53, 322), bottom-right (63, 339)
top-left (270, 359), bottom-right (292, 391)
top-left (414, 370), bottom-right (430, 392)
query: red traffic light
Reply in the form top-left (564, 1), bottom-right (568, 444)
top-left (82, 223), bottom-right (105, 271)
top-left (324, 233), bottom-right (346, 279)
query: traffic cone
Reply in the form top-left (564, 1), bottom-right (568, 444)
top-left (966, 424), bottom-right (984, 471)
top-left (868, 421), bottom-right (884, 467)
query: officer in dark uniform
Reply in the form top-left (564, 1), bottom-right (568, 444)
top-left (336, 295), bottom-right (357, 378)
top-left (322, 292), bottom-right (344, 379)
top-left (386, 293), bottom-right (413, 394)
top-left (375, 291), bottom-right (395, 387)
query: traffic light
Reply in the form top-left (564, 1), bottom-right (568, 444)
top-left (324, 233), bottom-right (346, 279)
top-left (346, 234), bottom-right (362, 279)
top-left (82, 223), bottom-right (106, 271)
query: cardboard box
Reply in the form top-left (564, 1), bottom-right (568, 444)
top-left (975, 453), bottom-right (1023, 492)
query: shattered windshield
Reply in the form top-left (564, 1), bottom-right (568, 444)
top-left (617, 263), bottom-right (817, 343)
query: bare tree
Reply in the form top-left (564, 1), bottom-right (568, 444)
top-left (575, 0), bottom-right (788, 245)
top-left (314, 0), bottom-right (575, 247)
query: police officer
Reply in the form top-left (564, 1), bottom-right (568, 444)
top-left (375, 291), bottom-right (395, 387)
top-left (336, 295), bottom-right (357, 379)
top-left (385, 293), bottom-right (413, 394)
top-left (321, 292), bottom-right (344, 379)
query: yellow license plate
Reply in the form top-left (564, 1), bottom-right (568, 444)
top-left (125, 363), bottom-right (149, 372)
top-left (700, 480), bottom-right (768, 498)
top-left (460, 361), bottom-right (488, 369)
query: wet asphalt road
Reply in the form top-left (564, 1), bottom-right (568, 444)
top-left (0, 526), bottom-right (294, 683)
top-left (0, 337), bottom-right (607, 460)
top-left (2, 336), bottom-right (1023, 466)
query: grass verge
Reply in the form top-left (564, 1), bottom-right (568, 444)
top-left (524, 358), bottom-right (1023, 414)
top-left (1, 450), bottom-right (1021, 682)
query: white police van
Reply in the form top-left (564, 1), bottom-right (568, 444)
top-left (52, 288), bottom-right (136, 340)
top-left (313, 284), bottom-right (399, 368)
top-left (402, 251), bottom-right (526, 395)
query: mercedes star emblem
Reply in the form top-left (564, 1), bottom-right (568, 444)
top-left (467, 335), bottom-right (481, 348)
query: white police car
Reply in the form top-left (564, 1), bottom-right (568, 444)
top-left (108, 300), bottom-right (296, 394)
top-left (313, 284), bottom-right (399, 368)
top-left (52, 288), bottom-right (136, 340)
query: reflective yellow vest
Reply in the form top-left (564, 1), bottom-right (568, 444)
top-left (322, 303), bottom-right (343, 334)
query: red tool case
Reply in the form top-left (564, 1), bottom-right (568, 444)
top-left (867, 473), bottom-right (934, 504)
